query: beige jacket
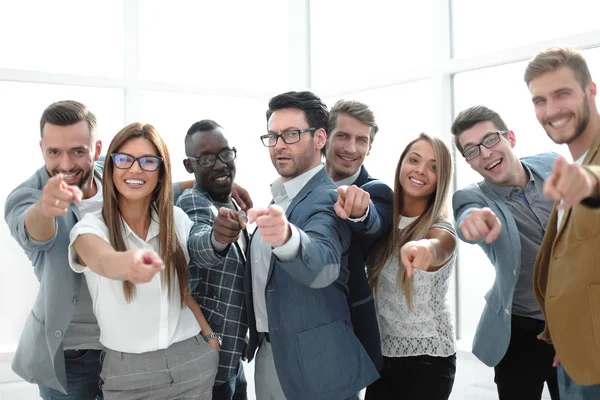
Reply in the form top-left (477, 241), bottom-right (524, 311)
top-left (534, 130), bottom-right (600, 385)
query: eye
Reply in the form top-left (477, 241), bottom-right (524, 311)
top-left (533, 98), bottom-right (546, 105)
top-left (359, 137), bottom-right (369, 144)
top-left (430, 165), bottom-right (437, 171)
top-left (409, 158), bottom-right (418, 163)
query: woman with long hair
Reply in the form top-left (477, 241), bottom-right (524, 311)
top-left (68, 123), bottom-right (218, 399)
top-left (365, 133), bottom-right (457, 400)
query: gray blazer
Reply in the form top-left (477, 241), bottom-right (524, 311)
top-left (5, 159), bottom-right (183, 392)
top-left (452, 152), bottom-right (557, 367)
top-left (244, 168), bottom-right (379, 400)
top-left (4, 164), bottom-right (103, 392)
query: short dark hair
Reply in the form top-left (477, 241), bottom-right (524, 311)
top-left (266, 91), bottom-right (329, 133)
top-left (40, 100), bottom-right (97, 138)
top-left (185, 119), bottom-right (223, 145)
top-left (325, 100), bottom-right (379, 156)
top-left (450, 105), bottom-right (508, 153)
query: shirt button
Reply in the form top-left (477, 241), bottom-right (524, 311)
top-left (73, 297), bottom-right (79, 305)
top-left (504, 309), bottom-right (511, 316)
top-left (513, 269), bottom-right (517, 276)
top-left (54, 330), bottom-right (63, 338)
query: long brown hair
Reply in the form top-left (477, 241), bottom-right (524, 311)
top-left (102, 123), bottom-right (189, 307)
top-left (368, 133), bottom-right (452, 307)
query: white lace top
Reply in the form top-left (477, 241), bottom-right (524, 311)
top-left (376, 217), bottom-right (457, 358)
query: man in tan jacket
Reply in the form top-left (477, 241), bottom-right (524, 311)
top-left (525, 46), bottom-right (600, 399)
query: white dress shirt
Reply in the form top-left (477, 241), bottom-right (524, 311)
top-left (68, 206), bottom-right (200, 354)
top-left (251, 164), bottom-right (323, 333)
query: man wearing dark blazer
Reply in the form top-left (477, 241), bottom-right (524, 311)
top-left (177, 120), bottom-right (249, 400)
top-left (243, 91), bottom-right (378, 399)
top-left (324, 100), bottom-right (394, 372)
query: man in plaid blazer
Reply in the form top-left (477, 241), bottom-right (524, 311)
top-left (177, 120), bottom-right (249, 400)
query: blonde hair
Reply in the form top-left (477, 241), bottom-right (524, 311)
top-left (368, 133), bottom-right (453, 307)
top-left (524, 46), bottom-right (592, 89)
top-left (102, 123), bottom-right (189, 306)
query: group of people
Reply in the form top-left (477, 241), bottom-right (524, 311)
top-left (4, 46), bottom-right (600, 400)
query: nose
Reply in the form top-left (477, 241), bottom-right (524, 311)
top-left (416, 162), bottom-right (427, 175)
top-left (59, 153), bottom-right (74, 171)
top-left (213, 157), bottom-right (227, 169)
top-left (545, 98), bottom-right (561, 119)
top-left (480, 144), bottom-right (494, 158)
top-left (129, 159), bottom-right (143, 173)
top-left (343, 139), bottom-right (356, 154)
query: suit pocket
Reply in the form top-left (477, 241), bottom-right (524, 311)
top-left (573, 207), bottom-right (600, 240)
top-left (12, 312), bottom-right (52, 384)
top-left (297, 319), bottom-right (359, 393)
top-left (201, 297), bottom-right (225, 328)
top-left (589, 284), bottom-right (600, 349)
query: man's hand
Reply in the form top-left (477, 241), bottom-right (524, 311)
top-left (125, 250), bottom-right (164, 284)
top-left (334, 185), bottom-right (370, 219)
top-left (247, 205), bottom-right (290, 247)
top-left (400, 239), bottom-right (436, 278)
top-left (545, 156), bottom-right (598, 209)
top-left (459, 208), bottom-right (502, 244)
top-left (232, 183), bottom-right (253, 213)
top-left (213, 208), bottom-right (247, 244)
top-left (37, 174), bottom-right (83, 217)
top-left (552, 353), bottom-right (560, 368)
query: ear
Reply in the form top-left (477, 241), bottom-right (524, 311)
top-left (314, 128), bottom-right (327, 150)
top-left (94, 140), bottom-right (102, 161)
top-left (507, 130), bottom-right (516, 148)
top-left (183, 159), bottom-right (194, 174)
top-left (588, 81), bottom-right (597, 102)
top-left (39, 140), bottom-right (43, 155)
top-left (366, 144), bottom-right (372, 156)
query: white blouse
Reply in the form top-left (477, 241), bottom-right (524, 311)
top-left (68, 206), bottom-right (200, 354)
top-left (376, 217), bottom-right (457, 358)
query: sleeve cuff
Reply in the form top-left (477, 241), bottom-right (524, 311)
top-left (211, 231), bottom-right (230, 253)
top-left (347, 204), bottom-right (370, 223)
top-left (272, 224), bottom-right (300, 261)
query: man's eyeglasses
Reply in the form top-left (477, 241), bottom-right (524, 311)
top-left (111, 153), bottom-right (163, 172)
top-left (187, 147), bottom-right (236, 168)
top-left (462, 131), bottom-right (508, 161)
top-left (260, 128), bottom-right (316, 147)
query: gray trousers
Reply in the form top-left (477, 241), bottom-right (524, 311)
top-left (100, 334), bottom-right (219, 400)
top-left (255, 337), bottom-right (287, 400)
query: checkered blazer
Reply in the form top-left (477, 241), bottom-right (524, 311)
top-left (176, 185), bottom-right (248, 385)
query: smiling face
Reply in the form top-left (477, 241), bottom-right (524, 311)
top-left (184, 128), bottom-right (236, 202)
top-left (267, 108), bottom-right (325, 182)
top-left (112, 137), bottom-right (160, 203)
top-left (40, 120), bottom-right (101, 195)
top-left (399, 139), bottom-right (438, 202)
top-left (529, 66), bottom-right (597, 158)
top-left (458, 120), bottom-right (521, 186)
top-left (325, 113), bottom-right (372, 181)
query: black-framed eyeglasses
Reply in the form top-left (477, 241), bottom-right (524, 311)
top-left (187, 147), bottom-right (237, 168)
top-left (260, 128), bottom-right (317, 147)
top-left (111, 152), bottom-right (163, 172)
top-left (462, 131), bottom-right (508, 161)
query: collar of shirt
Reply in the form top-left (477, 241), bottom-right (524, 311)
top-left (270, 164), bottom-right (324, 204)
top-left (489, 162), bottom-right (536, 199)
top-left (120, 207), bottom-right (160, 242)
top-left (334, 167), bottom-right (361, 187)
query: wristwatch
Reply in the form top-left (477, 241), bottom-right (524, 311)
top-left (204, 332), bottom-right (222, 347)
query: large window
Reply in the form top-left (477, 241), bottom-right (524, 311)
top-left (2, 0), bottom-right (600, 370)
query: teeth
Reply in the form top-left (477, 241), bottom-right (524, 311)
top-left (409, 177), bottom-right (425, 185)
top-left (125, 179), bottom-right (144, 185)
top-left (339, 155), bottom-right (355, 162)
top-left (64, 173), bottom-right (76, 179)
top-left (551, 118), bottom-right (569, 127)
top-left (215, 176), bottom-right (228, 182)
top-left (486, 159), bottom-right (502, 170)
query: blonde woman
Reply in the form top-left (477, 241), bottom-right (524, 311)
top-left (68, 123), bottom-right (218, 399)
top-left (365, 133), bottom-right (457, 400)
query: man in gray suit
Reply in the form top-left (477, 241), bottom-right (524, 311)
top-left (243, 91), bottom-right (378, 400)
top-left (451, 105), bottom-right (559, 399)
top-left (5, 100), bottom-right (104, 399)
